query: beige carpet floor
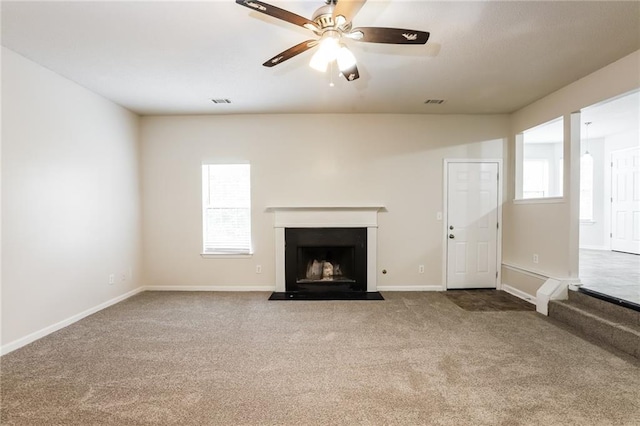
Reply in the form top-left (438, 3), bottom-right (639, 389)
top-left (1, 291), bottom-right (639, 425)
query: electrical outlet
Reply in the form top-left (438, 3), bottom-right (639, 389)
top-left (256, 265), bottom-right (262, 274)
top-left (108, 274), bottom-right (115, 285)
top-left (120, 273), bottom-right (127, 282)
top-left (418, 265), bottom-right (425, 274)
top-left (436, 212), bottom-right (443, 221)
top-left (533, 254), bottom-right (539, 264)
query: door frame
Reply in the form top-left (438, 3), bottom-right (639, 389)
top-left (442, 159), bottom-right (504, 290)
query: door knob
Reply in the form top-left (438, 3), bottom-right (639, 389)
top-left (449, 234), bottom-right (455, 239)
top-left (449, 225), bottom-right (454, 230)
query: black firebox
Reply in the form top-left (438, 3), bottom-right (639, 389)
top-left (284, 227), bottom-right (367, 293)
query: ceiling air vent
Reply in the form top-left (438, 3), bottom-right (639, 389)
top-left (424, 99), bottom-right (445, 104)
top-left (211, 98), bottom-right (231, 104)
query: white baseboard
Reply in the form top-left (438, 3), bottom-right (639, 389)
top-left (143, 285), bottom-right (275, 292)
top-left (1, 287), bottom-right (145, 356)
top-left (377, 285), bottom-right (444, 292)
top-left (579, 245), bottom-right (609, 251)
top-left (502, 284), bottom-right (536, 305)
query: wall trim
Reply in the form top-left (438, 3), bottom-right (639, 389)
top-left (143, 285), bottom-right (275, 292)
top-left (579, 245), bottom-right (609, 251)
top-left (1, 287), bottom-right (145, 356)
top-left (502, 284), bottom-right (536, 305)
top-left (502, 261), bottom-right (582, 283)
top-left (502, 262), bottom-right (551, 280)
top-left (501, 263), bottom-right (579, 315)
top-left (377, 285), bottom-right (444, 292)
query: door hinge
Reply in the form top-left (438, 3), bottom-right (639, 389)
top-left (496, 271), bottom-right (499, 278)
top-left (497, 222), bottom-right (499, 229)
top-left (610, 233), bottom-right (613, 238)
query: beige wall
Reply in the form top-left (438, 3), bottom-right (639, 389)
top-left (501, 266), bottom-right (546, 300)
top-left (1, 48), bottom-right (142, 348)
top-left (140, 114), bottom-right (508, 289)
top-left (503, 50), bottom-right (640, 295)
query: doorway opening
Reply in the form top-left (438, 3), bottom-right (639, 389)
top-left (578, 90), bottom-right (640, 307)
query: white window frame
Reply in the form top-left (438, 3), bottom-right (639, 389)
top-left (201, 163), bottom-right (252, 257)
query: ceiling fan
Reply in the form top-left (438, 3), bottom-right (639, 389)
top-left (235, 0), bottom-right (430, 82)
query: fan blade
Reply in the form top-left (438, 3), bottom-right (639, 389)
top-left (236, 0), bottom-right (319, 32)
top-left (262, 40), bottom-right (318, 68)
top-left (341, 64), bottom-right (360, 82)
top-left (332, 0), bottom-right (366, 26)
top-left (347, 27), bottom-right (430, 44)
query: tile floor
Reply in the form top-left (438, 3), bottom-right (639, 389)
top-left (580, 249), bottom-right (640, 306)
top-left (445, 289), bottom-right (535, 312)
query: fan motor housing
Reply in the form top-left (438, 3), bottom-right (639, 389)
top-left (312, 4), bottom-right (351, 32)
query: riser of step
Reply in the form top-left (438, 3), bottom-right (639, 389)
top-left (570, 290), bottom-right (640, 326)
top-left (549, 300), bottom-right (640, 359)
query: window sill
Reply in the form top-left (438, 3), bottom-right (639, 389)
top-left (513, 197), bottom-right (564, 205)
top-left (201, 253), bottom-right (253, 259)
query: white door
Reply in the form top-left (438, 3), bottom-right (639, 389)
top-left (446, 162), bottom-right (499, 289)
top-left (611, 147), bottom-right (640, 254)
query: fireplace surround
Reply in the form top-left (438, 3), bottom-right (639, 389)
top-left (269, 206), bottom-right (383, 294)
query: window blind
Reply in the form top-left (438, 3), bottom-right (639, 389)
top-left (202, 164), bottom-right (252, 254)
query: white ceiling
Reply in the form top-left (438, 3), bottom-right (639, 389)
top-left (2, 0), bottom-right (639, 116)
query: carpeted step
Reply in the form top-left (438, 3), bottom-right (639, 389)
top-left (569, 290), bottom-right (640, 325)
top-left (548, 290), bottom-right (640, 359)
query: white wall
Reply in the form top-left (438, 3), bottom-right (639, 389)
top-left (579, 137), bottom-right (606, 249)
top-left (1, 48), bottom-right (142, 350)
top-left (503, 50), bottom-right (640, 296)
top-left (141, 114), bottom-right (508, 290)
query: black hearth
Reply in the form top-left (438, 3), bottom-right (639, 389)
top-left (285, 227), bottom-right (367, 293)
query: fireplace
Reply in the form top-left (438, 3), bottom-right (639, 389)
top-left (285, 228), bottom-right (367, 293)
top-left (269, 206), bottom-right (383, 296)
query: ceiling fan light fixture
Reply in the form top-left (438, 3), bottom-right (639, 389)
top-left (336, 45), bottom-right (356, 72)
top-left (309, 35), bottom-right (340, 72)
top-left (309, 49), bottom-right (329, 72)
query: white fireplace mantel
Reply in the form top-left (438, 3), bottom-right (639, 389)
top-left (267, 206), bottom-right (384, 229)
top-left (268, 206), bottom-right (384, 292)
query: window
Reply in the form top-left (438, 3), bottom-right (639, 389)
top-left (202, 164), bottom-right (252, 255)
top-left (516, 117), bottom-right (564, 200)
top-left (522, 159), bottom-right (549, 198)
